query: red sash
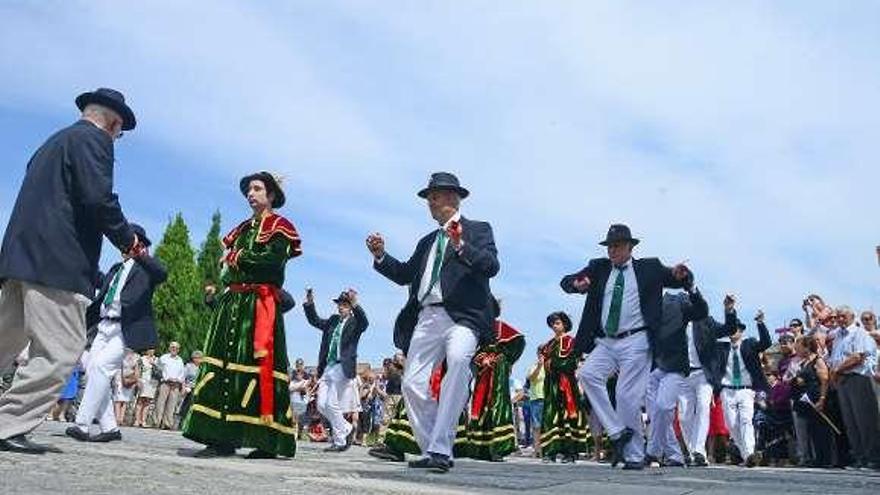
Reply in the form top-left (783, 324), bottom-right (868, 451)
top-left (229, 283), bottom-right (279, 422)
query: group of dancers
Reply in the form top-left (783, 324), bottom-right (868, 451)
top-left (1, 87), bottom-right (747, 475)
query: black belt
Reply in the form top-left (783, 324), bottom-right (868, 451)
top-left (425, 302), bottom-right (445, 308)
top-left (607, 326), bottom-right (647, 340)
top-left (101, 317), bottom-right (121, 322)
top-left (689, 367), bottom-right (702, 372)
top-left (722, 385), bottom-right (750, 390)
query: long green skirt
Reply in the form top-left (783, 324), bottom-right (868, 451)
top-left (459, 359), bottom-right (517, 460)
top-left (541, 372), bottom-right (589, 457)
top-left (181, 289), bottom-right (296, 457)
top-left (384, 398), bottom-right (469, 457)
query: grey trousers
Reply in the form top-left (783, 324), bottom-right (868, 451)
top-left (0, 279), bottom-right (89, 439)
top-left (837, 374), bottom-right (880, 464)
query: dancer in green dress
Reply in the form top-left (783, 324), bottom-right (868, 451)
top-left (460, 315), bottom-right (525, 461)
top-left (540, 311), bottom-right (589, 463)
top-left (182, 171), bottom-right (302, 459)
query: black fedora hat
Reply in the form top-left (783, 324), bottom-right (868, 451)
top-left (332, 291), bottom-right (353, 305)
top-left (599, 224), bottom-right (640, 247)
top-left (417, 172), bottom-right (469, 199)
top-left (75, 88), bottom-right (137, 131)
top-left (239, 171), bottom-right (286, 208)
top-left (130, 223), bottom-right (151, 248)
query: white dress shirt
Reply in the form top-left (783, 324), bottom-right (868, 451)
top-left (600, 259), bottom-right (646, 334)
top-left (686, 323), bottom-right (702, 369)
top-left (159, 354), bottom-right (186, 383)
top-left (722, 343), bottom-right (752, 388)
top-left (100, 258), bottom-right (136, 319)
top-left (419, 211), bottom-right (461, 305)
top-left (829, 325), bottom-right (878, 377)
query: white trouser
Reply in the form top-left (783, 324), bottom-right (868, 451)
top-left (678, 370), bottom-right (713, 457)
top-left (577, 331), bottom-right (650, 463)
top-left (402, 306), bottom-right (477, 458)
top-left (75, 321), bottom-right (125, 433)
top-left (721, 387), bottom-right (756, 458)
top-left (646, 369), bottom-right (687, 463)
top-left (317, 363), bottom-right (353, 446)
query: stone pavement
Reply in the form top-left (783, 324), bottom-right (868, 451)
top-left (1, 422), bottom-right (879, 494)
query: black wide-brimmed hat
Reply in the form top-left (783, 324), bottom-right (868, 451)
top-left (599, 224), bottom-right (640, 247)
top-left (332, 292), bottom-right (353, 305)
top-left (130, 223), bottom-right (151, 248)
top-left (75, 88), bottom-right (137, 131)
top-left (239, 171), bottom-right (286, 208)
top-left (546, 311), bottom-right (573, 332)
top-left (417, 172), bottom-right (469, 199)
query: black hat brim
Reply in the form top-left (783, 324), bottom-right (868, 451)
top-left (599, 238), bottom-right (640, 247)
top-left (130, 224), bottom-right (151, 248)
top-left (240, 172), bottom-right (286, 208)
top-left (417, 185), bottom-right (470, 199)
top-left (75, 92), bottom-right (137, 131)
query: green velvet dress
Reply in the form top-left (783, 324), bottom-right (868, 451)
top-left (385, 398), bottom-right (470, 457)
top-left (458, 320), bottom-right (525, 460)
top-left (182, 213), bottom-right (302, 457)
top-left (540, 334), bottom-right (589, 458)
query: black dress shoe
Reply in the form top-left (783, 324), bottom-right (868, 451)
top-left (90, 430), bottom-right (122, 443)
top-left (691, 453), bottom-right (708, 467)
top-left (0, 434), bottom-right (60, 454)
top-left (409, 454), bottom-right (451, 473)
top-left (622, 460), bottom-right (645, 470)
top-left (661, 459), bottom-right (686, 467)
top-left (368, 445), bottom-right (405, 462)
top-left (409, 456), bottom-right (433, 468)
top-left (65, 426), bottom-right (90, 442)
top-left (324, 443), bottom-right (350, 453)
top-left (644, 454), bottom-right (661, 466)
top-left (610, 427), bottom-right (634, 467)
top-left (560, 454), bottom-right (576, 464)
top-left (245, 449), bottom-right (277, 459)
top-left (192, 444), bottom-right (236, 458)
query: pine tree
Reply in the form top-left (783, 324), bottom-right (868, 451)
top-left (197, 210), bottom-right (224, 286)
top-left (152, 213), bottom-right (204, 355)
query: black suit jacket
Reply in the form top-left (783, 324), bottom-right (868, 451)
top-left (561, 257), bottom-right (686, 354)
top-left (653, 290), bottom-right (709, 374)
top-left (374, 216), bottom-right (499, 354)
top-left (86, 255), bottom-right (167, 352)
top-left (709, 311), bottom-right (772, 392)
top-left (304, 302), bottom-right (369, 379)
top-left (691, 310), bottom-right (739, 384)
top-left (0, 120), bottom-right (135, 296)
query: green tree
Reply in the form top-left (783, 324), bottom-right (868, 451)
top-left (152, 213), bottom-right (204, 355)
top-left (197, 210), bottom-right (224, 286)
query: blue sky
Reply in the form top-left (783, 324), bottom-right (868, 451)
top-left (2, 1), bottom-right (879, 380)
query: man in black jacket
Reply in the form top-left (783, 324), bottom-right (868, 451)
top-left (712, 298), bottom-right (771, 467)
top-left (367, 172), bottom-right (499, 472)
top-left (303, 288), bottom-right (368, 452)
top-left (678, 295), bottom-right (738, 467)
top-left (560, 224), bottom-right (689, 469)
top-left (0, 88), bottom-right (142, 454)
top-left (66, 223), bottom-right (166, 443)
top-left (644, 286), bottom-right (708, 467)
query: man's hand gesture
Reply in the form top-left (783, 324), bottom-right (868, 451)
top-left (366, 233), bottom-right (385, 260)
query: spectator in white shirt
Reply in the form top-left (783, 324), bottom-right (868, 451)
top-left (153, 342), bottom-right (185, 430)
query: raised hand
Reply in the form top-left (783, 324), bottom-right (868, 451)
top-left (305, 287), bottom-right (314, 305)
top-left (572, 276), bottom-right (591, 293)
top-left (366, 233), bottom-right (385, 260)
top-left (346, 287), bottom-right (359, 306)
top-left (755, 310), bottom-right (765, 323)
top-left (723, 294), bottom-right (736, 312)
top-left (671, 263), bottom-right (690, 281)
top-left (446, 220), bottom-right (463, 250)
